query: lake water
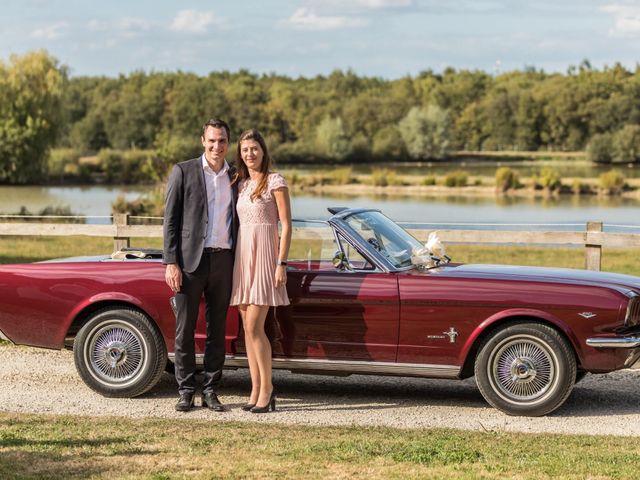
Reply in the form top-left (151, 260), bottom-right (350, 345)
top-left (1, 185), bottom-right (638, 233)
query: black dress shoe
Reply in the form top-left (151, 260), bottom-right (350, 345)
top-left (202, 392), bottom-right (225, 412)
top-left (240, 403), bottom-right (256, 411)
top-left (175, 392), bottom-right (194, 412)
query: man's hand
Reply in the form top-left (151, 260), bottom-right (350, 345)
top-left (165, 264), bottom-right (182, 292)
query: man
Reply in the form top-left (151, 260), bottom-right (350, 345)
top-left (163, 118), bottom-right (238, 412)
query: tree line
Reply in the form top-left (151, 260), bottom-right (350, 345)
top-left (2, 50), bottom-right (640, 184)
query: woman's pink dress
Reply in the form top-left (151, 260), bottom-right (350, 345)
top-left (230, 172), bottom-right (290, 306)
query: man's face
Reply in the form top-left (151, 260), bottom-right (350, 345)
top-left (201, 126), bottom-right (229, 166)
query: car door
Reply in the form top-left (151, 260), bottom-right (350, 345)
top-left (237, 220), bottom-right (400, 362)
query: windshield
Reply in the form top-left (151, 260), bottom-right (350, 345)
top-left (343, 211), bottom-right (425, 269)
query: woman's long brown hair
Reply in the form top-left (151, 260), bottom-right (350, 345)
top-left (235, 129), bottom-right (272, 201)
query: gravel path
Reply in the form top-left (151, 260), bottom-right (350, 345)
top-left (2, 344), bottom-right (640, 436)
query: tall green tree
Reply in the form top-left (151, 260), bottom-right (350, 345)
top-left (399, 105), bottom-right (452, 159)
top-left (0, 50), bottom-right (66, 182)
top-left (315, 116), bottom-right (352, 161)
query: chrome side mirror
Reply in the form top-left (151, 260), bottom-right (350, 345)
top-left (332, 251), bottom-right (349, 270)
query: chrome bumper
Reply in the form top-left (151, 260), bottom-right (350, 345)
top-left (586, 336), bottom-right (640, 348)
top-left (0, 328), bottom-right (13, 343)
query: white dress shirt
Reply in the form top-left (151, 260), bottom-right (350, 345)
top-left (202, 155), bottom-right (232, 249)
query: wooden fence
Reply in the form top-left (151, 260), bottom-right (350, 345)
top-left (1, 214), bottom-right (639, 271)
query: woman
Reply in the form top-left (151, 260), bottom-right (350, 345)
top-left (229, 129), bottom-right (291, 413)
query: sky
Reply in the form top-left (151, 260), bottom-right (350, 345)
top-left (2, 0), bottom-right (640, 78)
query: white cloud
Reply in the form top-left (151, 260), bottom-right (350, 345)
top-left (171, 9), bottom-right (216, 33)
top-left (355, 0), bottom-right (413, 9)
top-left (353, 0), bottom-right (413, 8)
top-left (116, 17), bottom-right (151, 32)
top-left (86, 17), bottom-right (151, 37)
top-left (31, 22), bottom-right (68, 40)
top-left (308, 0), bottom-right (414, 12)
top-left (602, 4), bottom-right (640, 36)
top-left (285, 8), bottom-right (367, 30)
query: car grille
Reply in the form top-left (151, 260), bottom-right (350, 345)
top-left (626, 296), bottom-right (640, 327)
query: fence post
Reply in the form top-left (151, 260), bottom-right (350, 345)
top-left (585, 221), bottom-right (602, 271)
top-left (113, 213), bottom-right (130, 252)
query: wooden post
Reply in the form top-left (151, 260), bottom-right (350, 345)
top-left (113, 213), bottom-right (130, 252)
top-left (585, 221), bottom-right (603, 271)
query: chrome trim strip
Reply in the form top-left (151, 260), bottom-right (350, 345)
top-left (0, 329), bottom-right (13, 343)
top-left (586, 336), bottom-right (640, 348)
top-left (167, 353), bottom-right (461, 378)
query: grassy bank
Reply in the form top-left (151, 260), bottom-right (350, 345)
top-left (1, 412), bottom-right (639, 479)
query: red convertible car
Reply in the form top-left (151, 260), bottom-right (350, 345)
top-left (1, 208), bottom-right (639, 416)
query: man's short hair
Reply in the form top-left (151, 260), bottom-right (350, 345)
top-left (202, 118), bottom-right (230, 141)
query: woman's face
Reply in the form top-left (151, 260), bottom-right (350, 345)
top-left (240, 139), bottom-right (264, 172)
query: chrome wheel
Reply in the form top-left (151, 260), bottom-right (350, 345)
top-left (85, 321), bottom-right (146, 386)
top-left (488, 335), bottom-right (556, 404)
top-left (475, 322), bottom-right (576, 416)
top-left (74, 308), bottom-right (167, 397)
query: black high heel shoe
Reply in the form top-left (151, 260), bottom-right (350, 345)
top-left (240, 403), bottom-right (256, 411)
top-left (250, 391), bottom-right (277, 413)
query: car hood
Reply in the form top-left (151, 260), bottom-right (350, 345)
top-left (423, 263), bottom-right (640, 293)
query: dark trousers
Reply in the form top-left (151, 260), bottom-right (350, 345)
top-left (174, 249), bottom-right (233, 395)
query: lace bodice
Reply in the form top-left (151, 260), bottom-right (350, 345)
top-left (236, 172), bottom-right (288, 226)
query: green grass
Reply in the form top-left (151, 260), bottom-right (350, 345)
top-left (0, 412), bottom-right (638, 479)
top-left (0, 236), bottom-right (162, 264)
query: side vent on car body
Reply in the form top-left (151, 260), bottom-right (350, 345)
top-left (626, 296), bottom-right (640, 327)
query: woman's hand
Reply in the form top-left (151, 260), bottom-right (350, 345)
top-left (275, 264), bottom-right (287, 288)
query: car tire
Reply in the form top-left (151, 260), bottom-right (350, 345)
top-left (474, 322), bottom-right (576, 417)
top-left (73, 307), bottom-right (167, 398)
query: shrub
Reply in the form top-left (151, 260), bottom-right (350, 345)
top-left (370, 168), bottom-right (402, 187)
top-left (6, 205), bottom-right (84, 223)
top-left (599, 169), bottom-right (626, 194)
top-left (112, 186), bottom-right (165, 219)
top-left (495, 167), bottom-right (520, 192)
top-left (330, 167), bottom-right (354, 185)
top-left (571, 179), bottom-right (593, 195)
top-left (98, 149), bottom-right (157, 183)
top-left (47, 148), bottom-right (82, 181)
top-left (534, 167), bottom-right (562, 191)
top-left (284, 170), bottom-right (300, 187)
top-left (444, 170), bottom-right (468, 187)
top-left (587, 133), bottom-right (614, 164)
top-left (422, 175), bottom-right (436, 186)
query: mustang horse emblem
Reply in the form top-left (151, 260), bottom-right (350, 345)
top-left (443, 327), bottom-right (459, 343)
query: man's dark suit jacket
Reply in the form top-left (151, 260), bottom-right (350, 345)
top-left (163, 157), bottom-right (239, 273)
